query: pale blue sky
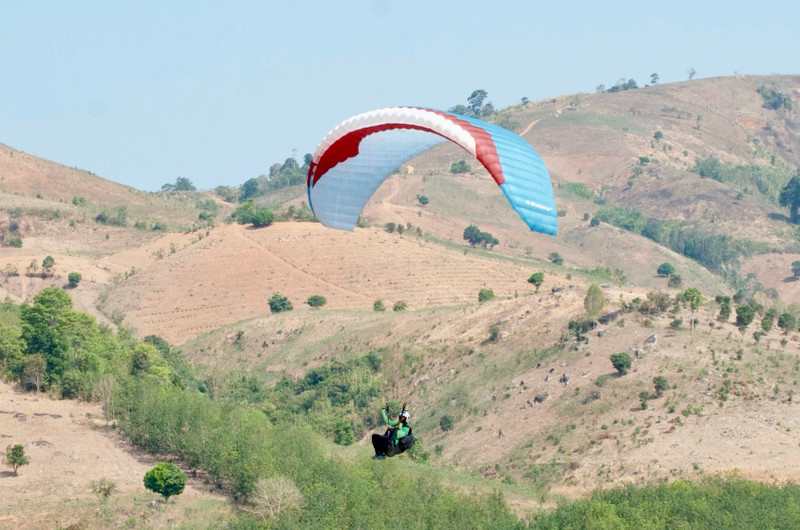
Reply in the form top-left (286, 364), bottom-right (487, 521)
top-left (1, 1), bottom-right (796, 191)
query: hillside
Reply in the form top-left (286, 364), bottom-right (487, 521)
top-left (2, 74), bottom-right (800, 523)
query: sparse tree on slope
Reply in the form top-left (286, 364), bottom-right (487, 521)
top-left (4, 444), bottom-right (28, 475)
top-left (584, 283), bottom-right (605, 323)
top-left (779, 174), bottom-right (800, 224)
top-left (144, 462), bottom-right (186, 501)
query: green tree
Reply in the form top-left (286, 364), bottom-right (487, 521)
top-left (393, 300), bottom-right (407, 312)
top-left (373, 299), bottom-right (385, 312)
top-left (657, 262), bottom-right (675, 277)
top-left (417, 195), bottom-right (429, 206)
top-left (639, 390), bottom-right (650, 409)
top-left (653, 376), bottom-right (669, 397)
top-left (762, 308), bottom-right (777, 332)
top-left (250, 208), bottom-right (274, 228)
top-left (736, 304), bottom-right (756, 331)
top-left (548, 252), bottom-right (564, 265)
top-left (162, 177), bottom-right (196, 192)
top-left (610, 352), bottom-right (633, 376)
top-left (718, 301), bottom-right (731, 322)
top-left (269, 293), bottom-right (293, 313)
top-left (0, 314), bottom-right (24, 378)
top-left (463, 225), bottom-right (481, 246)
top-left (467, 89), bottom-right (488, 116)
top-left (451, 160), bottom-right (471, 174)
top-left (778, 312), bottom-right (797, 333)
top-left (528, 272), bottom-right (545, 292)
top-left (4, 444), bottom-right (29, 475)
top-left (779, 174), bottom-right (800, 224)
top-left (650, 73), bottom-right (660, 84)
top-left (67, 272), bottom-right (82, 287)
top-left (143, 462), bottom-right (186, 501)
top-left (41, 255), bottom-right (55, 277)
top-left (306, 295), bottom-right (327, 308)
top-left (478, 288), bottom-right (495, 303)
top-left (682, 288), bottom-right (702, 332)
top-left (584, 283), bottom-right (605, 323)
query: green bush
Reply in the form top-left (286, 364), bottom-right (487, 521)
top-left (610, 352), bottom-right (633, 375)
top-left (478, 288), bottom-right (495, 303)
top-left (439, 415), bottom-right (454, 431)
top-left (67, 272), bottom-right (82, 287)
top-left (143, 462), bottom-right (186, 501)
top-left (8, 237), bottom-right (22, 248)
top-left (558, 182), bottom-right (595, 200)
top-left (306, 295), bottom-right (327, 308)
top-left (269, 293), bottom-right (293, 313)
top-left (450, 160), bottom-right (471, 173)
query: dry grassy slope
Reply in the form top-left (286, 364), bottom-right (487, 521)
top-left (4, 75), bottom-right (800, 507)
top-left (0, 381), bottom-right (231, 529)
top-left (103, 222), bottom-right (565, 345)
top-left (360, 75), bottom-right (800, 298)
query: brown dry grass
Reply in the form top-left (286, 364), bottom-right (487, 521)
top-left (0, 381), bottom-right (231, 529)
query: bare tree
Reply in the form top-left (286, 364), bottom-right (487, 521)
top-left (95, 375), bottom-right (116, 425)
top-left (22, 353), bottom-right (46, 393)
top-left (241, 476), bottom-right (304, 521)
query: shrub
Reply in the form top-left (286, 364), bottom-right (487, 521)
top-left (610, 352), bottom-right (633, 375)
top-left (478, 288), bottom-right (495, 303)
top-left (90, 478), bottom-right (117, 500)
top-left (393, 300), bottom-right (407, 312)
top-left (657, 262), bottom-right (674, 277)
top-left (417, 195), bottom-right (429, 206)
top-left (528, 272), bottom-right (544, 291)
top-left (269, 293), bottom-right (293, 313)
top-left (8, 237), bottom-right (22, 248)
top-left (68, 272), bottom-right (82, 287)
top-left (488, 323), bottom-right (500, 342)
top-left (450, 160), bottom-right (470, 173)
top-left (143, 462), bottom-right (186, 501)
top-left (373, 300), bottom-right (386, 312)
top-left (439, 415), bottom-right (454, 431)
top-left (653, 376), bottom-right (669, 397)
top-left (4, 444), bottom-right (29, 475)
top-left (306, 295), bottom-right (326, 308)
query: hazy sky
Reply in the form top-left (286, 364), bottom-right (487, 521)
top-left (1, 1), bottom-right (797, 192)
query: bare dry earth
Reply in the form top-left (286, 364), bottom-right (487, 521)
top-left (419, 302), bottom-right (800, 492)
top-left (0, 381), bottom-right (229, 530)
top-left (104, 222), bottom-right (554, 345)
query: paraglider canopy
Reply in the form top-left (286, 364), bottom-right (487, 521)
top-left (307, 107), bottom-right (557, 235)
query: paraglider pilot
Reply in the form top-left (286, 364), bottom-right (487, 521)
top-left (372, 404), bottom-right (412, 459)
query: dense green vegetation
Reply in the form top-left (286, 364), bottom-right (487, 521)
top-left (534, 478), bottom-right (800, 529)
top-left (692, 156), bottom-right (794, 205)
top-left (593, 205), bottom-right (767, 272)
